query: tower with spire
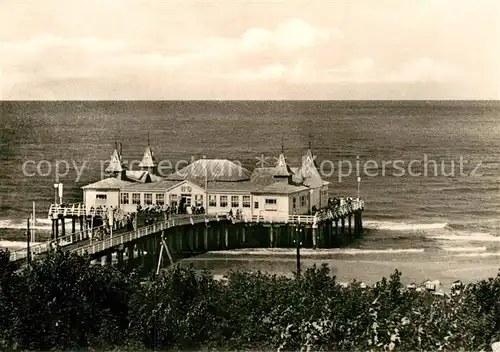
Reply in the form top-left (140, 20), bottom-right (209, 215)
top-left (105, 142), bottom-right (127, 179)
top-left (138, 132), bottom-right (158, 175)
top-left (273, 137), bottom-right (293, 184)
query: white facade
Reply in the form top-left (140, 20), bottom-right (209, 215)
top-left (80, 149), bottom-right (331, 219)
top-left (83, 189), bottom-right (120, 209)
top-left (252, 194), bottom-right (289, 219)
top-left (205, 191), bottom-right (254, 218)
top-left (288, 188), bottom-right (312, 215)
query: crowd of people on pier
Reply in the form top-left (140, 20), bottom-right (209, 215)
top-left (78, 196), bottom-right (362, 243)
top-left (84, 202), bottom-right (209, 243)
top-left (314, 197), bottom-right (360, 222)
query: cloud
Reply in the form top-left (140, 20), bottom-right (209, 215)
top-left (240, 18), bottom-right (341, 53)
top-left (1, 0), bottom-right (497, 100)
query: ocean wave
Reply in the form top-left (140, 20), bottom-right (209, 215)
top-left (441, 246), bottom-right (487, 252)
top-left (209, 248), bottom-right (426, 256)
top-left (433, 232), bottom-right (500, 242)
top-left (450, 219), bottom-right (500, 231)
top-left (453, 252), bottom-right (500, 258)
top-left (364, 220), bottom-right (448, 231)
top-left (0, 218), bottom-right (57, 231)
top-left (0, 240), bottom-right (43, 249)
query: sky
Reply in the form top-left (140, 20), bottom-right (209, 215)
top-left (1, 0), bottom-right (499, 100)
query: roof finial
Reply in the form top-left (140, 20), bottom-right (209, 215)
top-left (308, 132), bottom-right (312, 151)
top-left (281, 136), bottom-right (284, 154)
top-left (147, 131), bottom-right (150, 146)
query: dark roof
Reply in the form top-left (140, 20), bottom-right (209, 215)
top-left (197, 180), bottom-right (257, 192)
top-left (251, 168), bottom-right (279, 186)
top-left (166, 159), bottom-right (251, 182)
top-left (122, 179), bottom-right (181, 191)
top-left (253, 182), bottom-right (309, 195)
top-left (125, 170), bottom-right (151, 183)
top-left (82, 177), bottom-right (134, 190)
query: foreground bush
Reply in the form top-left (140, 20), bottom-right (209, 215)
top-left (0, 249), bottom-right (499, 351)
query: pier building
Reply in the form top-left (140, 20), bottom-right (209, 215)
top-left (82, 143), bottom-right (330, 221)
top-left (11, 141), bottom-right (363, 271)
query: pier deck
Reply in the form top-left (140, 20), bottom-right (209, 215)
top-left (10, 200), bottom-right (364, 268)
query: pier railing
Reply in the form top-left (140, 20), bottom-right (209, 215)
top-left (12, 200), bottom-right (364, 262)
top-left (48, 203), bottom-right (103, 218)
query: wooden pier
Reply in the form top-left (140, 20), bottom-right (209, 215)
top-left (10, 200), bottom-right (364, 273)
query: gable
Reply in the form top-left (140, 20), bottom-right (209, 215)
top-left (165, 179), bottom-right (206, 194)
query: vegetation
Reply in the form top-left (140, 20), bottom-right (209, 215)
top-left (0, 248), bottom-right (499, 351)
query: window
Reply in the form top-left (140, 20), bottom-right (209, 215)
top-left (156, 194), bottom-right (165, 205)
top-left (300, 195), bottom-right (307, 207)
top-left (132, 193), bottom-right (141, 205)
top-left (96, 194), bottom-right (107, 200)
top-left (265, 198), bottom-right (277, 210)
top-left (220, 195), bottom-right (228, 207)
top-left (169, 194), bottom-right (178, 203)
top-left (254, 201), bottom-right (259, 209)
top-left (120, 193), bottom-right (129, 204)
top-left (209, 195), bottom-right (216, 207)
top-left (242, 195), bottom-right (251, 208)
top-left (144, 193), bottom-right (153, 205)
top-left (231, 195), bottom-right (239, 208)
top-left (292, 197), bottom-right (296, 209)
top-left (195, 194), bottom-right (204, 205)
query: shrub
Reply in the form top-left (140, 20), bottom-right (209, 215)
top-left (0, 249), bottom-right (499, 351)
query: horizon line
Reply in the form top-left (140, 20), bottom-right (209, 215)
top-left (1, 99), bottom-right (499, 102)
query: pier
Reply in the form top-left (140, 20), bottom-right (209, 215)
top-left (9, 200), bottom-right (364, 272)
top-left (9, 144), bottom-right (367, 272)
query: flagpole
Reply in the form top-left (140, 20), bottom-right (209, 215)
top-left (32, 201), bottom-right (36, 243)
top-left (204, 163), bottom-right (208, 213)
top-left (357, 177), bottom-right (361, 200)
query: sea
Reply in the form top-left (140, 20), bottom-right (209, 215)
top-left (1, 101), bottom-right (499, 287)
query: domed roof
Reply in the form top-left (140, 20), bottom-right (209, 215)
top-left (166, 159), bottom-right (251, 182)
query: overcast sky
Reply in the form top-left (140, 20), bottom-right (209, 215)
top-left (1, 0), bottom-right (499, 100)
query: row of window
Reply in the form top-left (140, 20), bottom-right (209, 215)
top-left (291, 195), bottom-right (308, 209)
top-left (119, 193), bottom-right (171, 205)
top-left (99, 192), bottom-right (312, 210)
top-left (117, 193), bottom-right (258, 208)
top-left (208, 195), bottom-right (251, 208)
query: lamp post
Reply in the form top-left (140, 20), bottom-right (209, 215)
top-left (294, 224), bottom-right (302, 277)
top-left (26, 218), bottom-right (31, 264)
top-left (357, 177), bottom-right (361, 200)
top-left (53, 183), bottom-right (58, 204)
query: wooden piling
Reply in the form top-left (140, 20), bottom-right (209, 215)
top-left (117, 248), bottom-right (124, 268)
top-left (269, 226), bottom-right (274, 248)
top-left (54, 218), bottom-right (59, 239)
top-left (61, 216), bottom-right (65, 238)
top-left (312, 226), bottom-right (317, 250)
top-left (127, 243), bottom-right (134, 270)
top-left (204, 225), bottom-right (209, 251)
top-left (348, 215), bottom-right (352, 235)
top-left (225, 226), bottom-right (229, 249)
